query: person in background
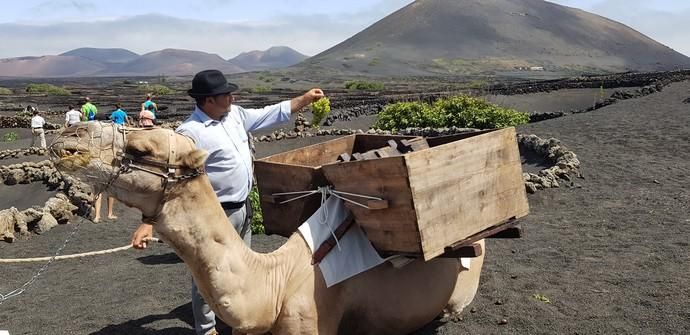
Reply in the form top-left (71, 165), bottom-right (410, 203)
top-left (93, 193), bottom-right (117, 223)
top-left (64, 105), bottom-right (81, 127)
top-left (138, 104), bottom-right (156, 127)
top-left (110, 103), bottom-right (128, 126)
top-left (131, 69), bottom-right (325, 335)
top-left (30, 110), bottom-right (46, 148)
top-left (81, 97), bottom-right (98, 121)
top-left (142, 93), bottom-right (158, 117)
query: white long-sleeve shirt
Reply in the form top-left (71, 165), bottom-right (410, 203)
top-left (176, 101), bottom-right (291, 203)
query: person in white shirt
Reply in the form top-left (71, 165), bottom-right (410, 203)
top-left (30, 110), bottom-right (46, 148)
top-left (131, 69), bottom-right (324, 335)
top-left (64, 105), bottom-right (81, 127)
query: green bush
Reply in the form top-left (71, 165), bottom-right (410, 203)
top-left (0, 87), bottom-right (12, 95)
top-left (373, 96), bottom-right (529, 131)
top-left (248, 186), bottom-right (265, 234)
top-left (433, 96), bottom-right (529, 129)
top-left (344, 80), bottom-right (384, 91)
top-left (25, 83), bottom-right (70, 96)
top-left (373, 102), bottom-right (440, 130)
top-left (2, 132), bottom-right (18, 142)
top-left (139, 84), bottom-right (175, 96)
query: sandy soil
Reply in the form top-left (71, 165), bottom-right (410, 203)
top-left (1, 82), bottom-right (689, 334)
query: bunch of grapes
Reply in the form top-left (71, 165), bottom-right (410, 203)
top-left (310, 97), bottom-right (331, 128)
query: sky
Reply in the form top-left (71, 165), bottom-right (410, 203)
top-left (0, 0), bottom-right (688, 59)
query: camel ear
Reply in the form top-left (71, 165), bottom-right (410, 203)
top-left (181, 149), bottom-right (208, 169)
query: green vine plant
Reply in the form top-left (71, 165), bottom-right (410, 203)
top-left (310, 97), bottom-right (331, 128)
top-left (373, 95), bottom-right (529, 131)
top-left (3, 132), bottom-right (19, 142)
top-left (249, 186), bottom-right (265, 234)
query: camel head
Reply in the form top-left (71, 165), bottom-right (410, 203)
top-left (50, 122), bottom-right (207, 217)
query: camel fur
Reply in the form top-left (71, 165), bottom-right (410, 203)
top-left (51, 123), bottom-right (485, 334)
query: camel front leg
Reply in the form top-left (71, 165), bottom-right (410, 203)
top-left (444, 239), bottom-right (486, 318)
top-left (270, 300), bottom-right (321, 335)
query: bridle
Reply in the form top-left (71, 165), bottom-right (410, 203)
top-left (112, 126), bottom-right (205, 224)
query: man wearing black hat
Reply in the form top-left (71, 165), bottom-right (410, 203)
top-left (131, 69), bottom-right (324, 335)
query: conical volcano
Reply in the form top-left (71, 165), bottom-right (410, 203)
top-left (302, 0), bottom-right (690, 76)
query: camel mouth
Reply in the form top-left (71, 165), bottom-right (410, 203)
top-left (49, 140), bottom-right (93, 172)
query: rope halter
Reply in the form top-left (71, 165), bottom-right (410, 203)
top-left (50, 122), bottom-right (205, 223)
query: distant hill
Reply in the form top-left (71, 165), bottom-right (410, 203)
top-left (109, 49), bottom-right (244, 76)
top-left (60, 48), bottom-right (140, 64)
top-left (228, 46), bottom-right (308, 71)
top-left (301, 0), bottom-right (690, 76)
top-left (0, 55), bottom-right (106, 78)
top-left (0, 47), bottom-right (306, 78)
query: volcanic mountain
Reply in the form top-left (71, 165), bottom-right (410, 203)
top-left (0, 55), bottom-right (106, 78)
top-left (0, 46), bottom-right (306, 78)
top-left (301, 0), bottom-right (690, 76)
top-left (60, 48), bottom-right (140, 64)
top-left (228, 46), bottom-right (308, 71)
top-left (109, 49), bottom-right (243, 76)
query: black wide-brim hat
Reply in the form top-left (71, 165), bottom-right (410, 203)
top-left (187, 69), bottom-right (239, 97)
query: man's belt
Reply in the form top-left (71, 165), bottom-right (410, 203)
top-left (32, 127), bottom-right (43, 129)
top-left (221, 201), bottom-right (245, 210)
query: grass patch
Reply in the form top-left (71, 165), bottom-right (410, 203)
top-left (258, 74), bottom-right (274, 83)
top-left (0, 87), bottom-right (12, 95)
top-left (25, 83), bottom-right (70, 96)
top-left (532, 294), bottom-right (551, 304)
top-left (344, 80), bottom-right (384, 91)
top-left (251, 85), bottom-right (272, 94)
top-left (138, 84), bottom-right (175, 96)
top-left (2, 132), bottom-right (19, 142)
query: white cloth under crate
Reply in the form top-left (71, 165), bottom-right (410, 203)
top-left (298, 196), bottom-right (385, 287)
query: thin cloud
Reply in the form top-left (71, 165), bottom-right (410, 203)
top-left (0, 1), bottom-right (414, 59)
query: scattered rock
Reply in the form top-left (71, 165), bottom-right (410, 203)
top-left (0, 207), bottom-right (19, 242)
top-left (498, 319), bottom-right (508, 325)
top-left (35, 213), bottom-right (58, 234)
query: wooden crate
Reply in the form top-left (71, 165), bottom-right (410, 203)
top-left (254, 134), bottom-right (418, 237)
top-left (255, 128), bottom-right (529, 260)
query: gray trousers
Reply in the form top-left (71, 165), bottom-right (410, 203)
top-left (192, 204), bottom-right (251, 335)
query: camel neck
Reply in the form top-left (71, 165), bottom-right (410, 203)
top-left (152, 174), bottom-right (313, 330)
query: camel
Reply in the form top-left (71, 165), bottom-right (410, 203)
top-left (50, 122), bottom-right (485, 334)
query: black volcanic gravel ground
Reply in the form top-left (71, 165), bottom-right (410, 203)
top-left (1, 81), bottom-right (689, 334)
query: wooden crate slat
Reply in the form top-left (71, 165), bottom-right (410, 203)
top-left (360, 229), bottom-right (422, 254)
top-left (404, 128), bottom-right (529, 260)
top-left (262, 135), bottom-right (355, 166)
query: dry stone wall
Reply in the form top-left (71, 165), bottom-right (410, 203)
top-left (0, 160), bottom-right (93, 242)
top-left (0, 116), bottom-right (61, 130)
top-left (518, 134), bottom-right (582, 193)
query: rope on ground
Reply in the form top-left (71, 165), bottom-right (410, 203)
top-left (0, 238), bottom-right (162, 263)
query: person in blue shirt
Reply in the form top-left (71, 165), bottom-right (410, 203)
top-left (110, 103), bottom-right (128, 126)
top-left (141, 93), bottom-right (158, 117)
